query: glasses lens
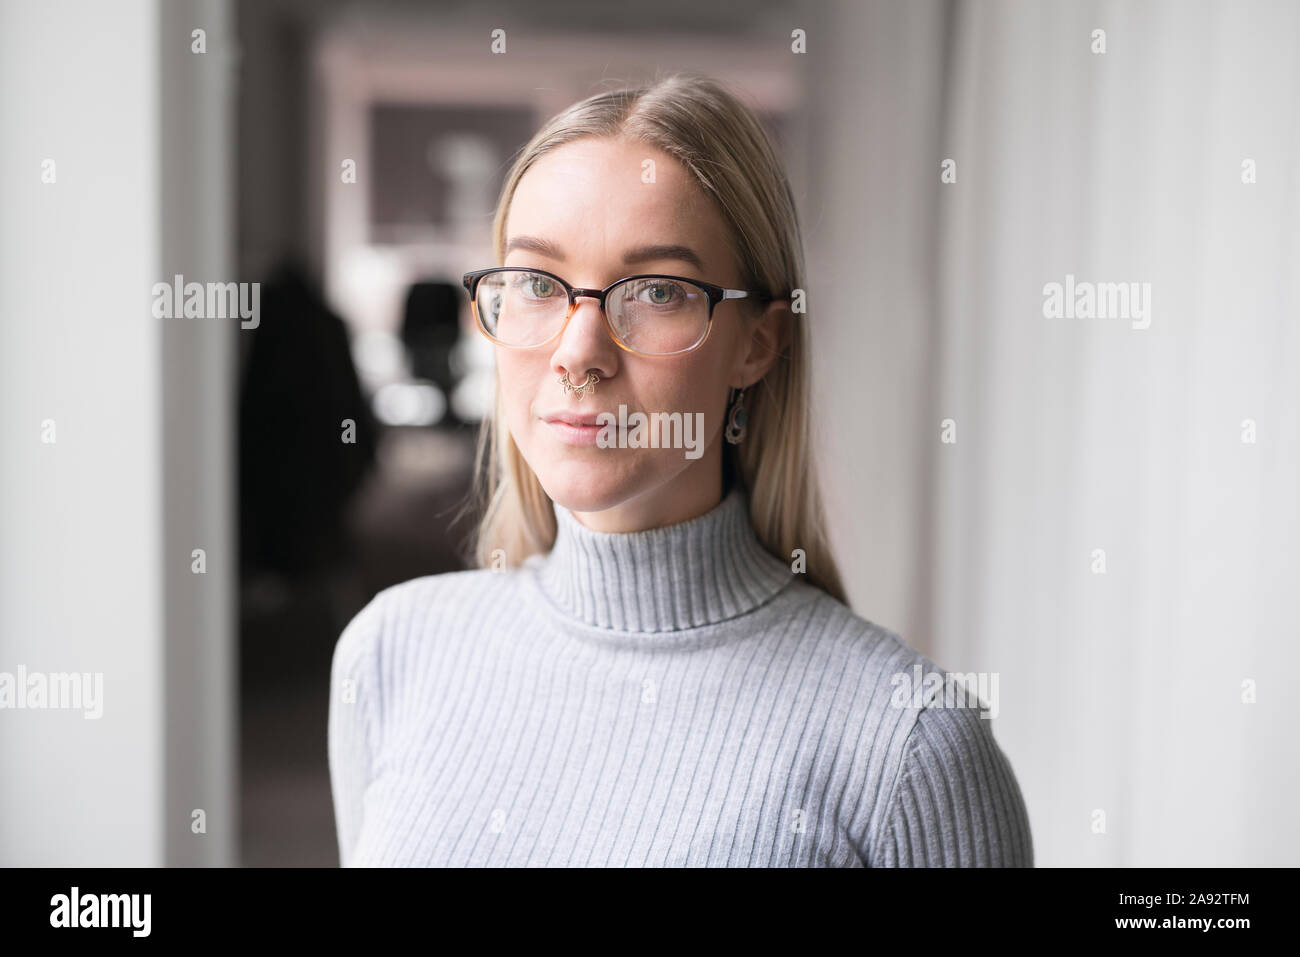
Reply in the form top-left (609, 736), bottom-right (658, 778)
top-left (474, 269), bottom-right (568, 346)
top-left (607, 277), bottom-right (710, 355)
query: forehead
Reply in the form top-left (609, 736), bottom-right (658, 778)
top-left (504, 136), bottom-right (733, 270)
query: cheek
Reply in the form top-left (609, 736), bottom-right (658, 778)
top-left (495, 353), bottom-right (538, 429)
top-left (659, 347), bottom-right (729, 417)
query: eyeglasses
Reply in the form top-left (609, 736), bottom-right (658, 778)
top-left (462, 266), bottom-right (773, 357)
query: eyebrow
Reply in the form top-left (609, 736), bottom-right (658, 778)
top-left (504, 235), bottom-right (706, 272)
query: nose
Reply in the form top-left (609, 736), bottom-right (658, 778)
top-left (550, 296), bottom-right (618, 382)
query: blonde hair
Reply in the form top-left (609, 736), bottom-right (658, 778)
top-left (461, 72), bottom-right (847, 603)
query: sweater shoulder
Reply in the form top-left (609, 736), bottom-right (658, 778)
top-left (770, 583), bottom-right (1031, 865)
top-left (867, 691), bottom-right (1035, 866)
top-left (758, 581), bottom-right (1021, 864)
top-left (774, 579), bottom-right (1009, 760)
top-left (369, 566), bottom-right (507, 620)
top-left (773, 578), bottom-right (941, 684)
top-left (331, 567), bottom-right (520, 665)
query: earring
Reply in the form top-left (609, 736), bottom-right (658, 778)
top-left (724, 386), bottom-right (748, 444)
top-left (559, 371), bottom-right (599, 400)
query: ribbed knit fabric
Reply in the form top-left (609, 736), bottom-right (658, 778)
top-left (327, 485), bottom-right (1033, 867)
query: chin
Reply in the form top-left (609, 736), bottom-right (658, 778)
top-left (533, 455), bottom-right (650, 514)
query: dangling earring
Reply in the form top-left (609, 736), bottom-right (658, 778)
top-left (724, 386), bottom-right (748, 444)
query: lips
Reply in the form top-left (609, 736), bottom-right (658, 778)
top-left (538, 408), bottom-right (621, 447)
top-left (540, 411), bottom-right (611, 427)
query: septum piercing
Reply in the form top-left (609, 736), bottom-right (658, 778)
top-left (559, 371), bottom-right (599, 399)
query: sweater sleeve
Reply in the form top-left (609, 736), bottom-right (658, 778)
top-left (868, 703), bottom-right (1033, 867)
top-left (327, 595), bottom-right (385, 867)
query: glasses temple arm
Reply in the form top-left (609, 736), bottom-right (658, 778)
top-left (722, 289), bottom-right (783, 303)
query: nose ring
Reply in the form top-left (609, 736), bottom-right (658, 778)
top-left (558, 371), bottom-right (599, 399)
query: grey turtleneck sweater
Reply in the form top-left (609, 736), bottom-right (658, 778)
top-left (327, 486), bottom-right (1033, 867)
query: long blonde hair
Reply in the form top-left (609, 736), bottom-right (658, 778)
top-left (460, 72), bottom-right (847, 603)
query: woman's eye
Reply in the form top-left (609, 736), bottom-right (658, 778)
top-left (526, 277), bottom-right (555, 298)
top-left (508, 273), bottom-right (559, 300)
top-left (639, 281), bottom-right (682, 305)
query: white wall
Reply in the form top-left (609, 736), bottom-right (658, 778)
top-left (0, 0), bottom-right (234, 866)
top-left (810, 0), bottom-right (1300, 866)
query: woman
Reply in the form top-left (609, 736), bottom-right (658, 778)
top-left (328, 73), bottom-right (1032, 867)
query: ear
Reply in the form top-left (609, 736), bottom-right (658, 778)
top-left (732, 298), bottom-right (792, 388)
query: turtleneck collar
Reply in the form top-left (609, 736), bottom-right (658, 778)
top-left (533, 485), bottom-right (795, 634)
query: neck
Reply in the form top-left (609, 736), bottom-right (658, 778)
top-left (535, 481), bottom-right (793, 633)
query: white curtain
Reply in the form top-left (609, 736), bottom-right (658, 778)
top-left (811, 0), bottom-right (1300, 865)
